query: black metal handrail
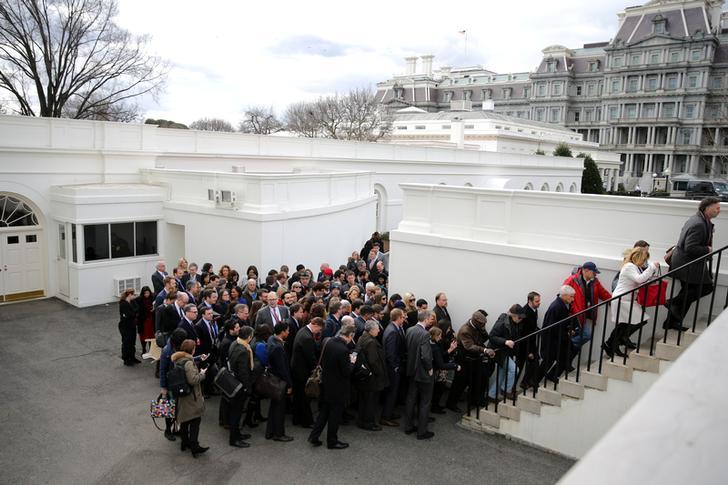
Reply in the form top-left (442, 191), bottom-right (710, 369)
top-left (464, 243), bottom-right (728, 419)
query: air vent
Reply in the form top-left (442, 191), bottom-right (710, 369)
top-left (114, 277), bottom-right (142, 297)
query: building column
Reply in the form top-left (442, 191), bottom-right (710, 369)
top-left (646, 153), bottom-right (653, 173)
top-left (716, 128), bottom-right (720, 147)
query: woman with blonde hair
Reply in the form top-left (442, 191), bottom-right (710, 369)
top-left (346, 285), bottom-right (361, 302)
top-left (603, 246), bottom-right (660, 358)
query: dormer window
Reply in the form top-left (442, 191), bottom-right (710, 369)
top-left (653, 14), bottom-right (667, 34)
top-left (444, 91), bottom-right (453, 102)
top-left (464, 90), bottom-right (472, 100)
top-left (393, 86), bottom-right (404, 99)
top-left (588, 60), bottom-right (600, 72)
top-left (546, 59), bottom-right (557, 73)
top-left (482, 88), bottom-right (492, 100)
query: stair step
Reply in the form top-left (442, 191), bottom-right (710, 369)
top-left (515, 394), bottom-right (541, 415)
top-left (535, 387), bottom-right (562, 407)
top-left (581, 371), bottom-right (608, 391)
top-left (495, 402), bottom-right (521, 421)
top-left (654, 342), bottom-right (684, 361)
top-left (475, 409), bottom-right (501, 429)
top-left (603, 361), bottom-right (633, 382)
top-left (681, 331), bottom-right (701, 346)
top-left (627, 352), bottom-right (660, 373)
top-left (559, 378), bottom-right (585, 399)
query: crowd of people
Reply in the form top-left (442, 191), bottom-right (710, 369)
top-left (117, 196), bottom-right (720, 456)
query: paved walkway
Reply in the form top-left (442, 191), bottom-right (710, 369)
top-left (0, 298), bottom-right (574, 484)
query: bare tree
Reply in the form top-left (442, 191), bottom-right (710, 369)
top-left (189, 117), bottom-right (235, 132)
top-left (284, 87), bottom-right (391, 141)
top-left (239, 106), bottom-right (282, 134)
top-left (0, 0), bottom-right (168, 119)
top-left (285, 101), bottom-right (319, 138)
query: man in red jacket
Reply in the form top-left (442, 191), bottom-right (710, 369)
top-left (563, 262), bottom-right (612, 354)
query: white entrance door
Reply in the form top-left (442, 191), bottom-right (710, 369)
top-left (1, 231), bottom-right (44, 300)
top-left (57, 223), bottom-right (70, 296)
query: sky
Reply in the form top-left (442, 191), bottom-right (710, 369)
top-left (115, 0), bottom-right (633, 124)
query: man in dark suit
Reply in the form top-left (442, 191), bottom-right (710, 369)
top-left (517, 292), bottom-right (541, 390)
top-left (153, 276), bottom-right (176, 308)
top-left (323, 301), bottom-right (344, 339)
top-left (266, 323), bottom-right (293, 442)
top-left (151, 261), bottom-right (167, 295)
top-left (404, 310), bottom-right (435, 440)
top-left (177, 304), bottom-right (201, 346)
top-left (181, 262), bottom-right (202, 288)
top-left (537, 287), bottom-right (577, 384)
top-left (433, 292), bottom-right (451, 327)
top-left (284, 303), bottom-right (304, 360)
top-left (308, 324), bottom-right (356, 450)
top-left (290, 315), bottom-right (323, 427)
top-left (664, 196), bottom-right (720, 331)
top-left (160, 292), bottom-right (188, 334)
top-left (380, 308), bottom-right (406, 427)
top-left (195, 307), bottom-right (220, 396)
top-left (256, 292), bottom-right (290, 328)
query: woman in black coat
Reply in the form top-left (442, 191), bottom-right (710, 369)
top-left (430, 326), bottom-right (459, 413)
top-left (118, 288), bottom-right (140, 366)
top-left (355, 321), bottom-right (388, 430)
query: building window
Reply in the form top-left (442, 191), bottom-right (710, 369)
top-left (630, 54), bottom-right (641, 65)
top-left (584, 109), bottom-right (593, 122)
top-left (573, 111), bottom-right (580, 122)
top-left (464, 124), bottom-right (474, 129)
top-left (666, 75), bottom-right (678, 90)
top-left (691, 50), bottom-right (702, 61)
top-left (576, 85), bottom-right (582, 96)
top-left (611, 78), bottom-right (621, 93)
top-left (609, 106), bottom-right (619, 120)
top-left (625, 104), bottom-right (637, 119)
top-left (552, 84), bottom-right (562, 96)
top-left (670, 51), bottom-right (681, 63)
top-left (649, 52), bottom-right (660, 64)
top-left (654, 22), bottom-right (665, 34)
top-left (414, 125), bottom-right (426, 130)
top-left (687, 75), bottom-right (699, 89)
top-left (646, 76), bottom-right (658, 91)
top-left (83, 221), bottom-right (158, 263)
top-left (679, 128), bottom-right (692, 145)
top-left (684, 104), bottom-right (697, 118)
top-left (612, 56), bottom-right (623, 67)
top-left (502, 88), bottom-right (511, 99)
top-left (396, 126), bottom-right (407, 130)
top-left (547, 60), bottom-right (556, 73)
top-left (643, 104), bottom-right (656, 118)
top-left (711, 76), bottom-right (723, 89)
top-left (535, 109), bottom-right (545, 121)
top-left (627, 77), bottom-right (639, 92)
top-left (537, 84), bottom-right (546, 97)
top-left (523, 87), bottom-right (530, 98)
top-left (588, 61), bottom-right (599, 72)
top-left (0, 195), bottom-right (39, 227)
top-left (663, 103), bottom-right (675, 117)
top-left (550, 108), bottom-right (561, 122)
top-left (586, 83), bottom-right (595, 96)
top-left (464, 90), bottom-right (472, 100)
top-left (441, 125), bottom-right (451, 129)
top-left (482, 88), bottom-right (492, 99)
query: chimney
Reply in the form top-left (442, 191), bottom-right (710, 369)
top-left (404, 56), bottom-right (418, 75)
top-left (420, 55), bottom-right (434, 76)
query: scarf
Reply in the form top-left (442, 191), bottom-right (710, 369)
top-left (237, 337), bottom-right (254, 370)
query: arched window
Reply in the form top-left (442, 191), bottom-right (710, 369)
top-left (569, 183), bottom-right (578, 193)
top-left (541, 183), bottom-right (550, 191)
top-left (0, 195), bottom-right (39, 227)
top-left (556, 183), bottom-right (564, 192)
top-left (464, 182), bottom-right (473, 187)
top-left (523, 183), bottom-right (533, 190)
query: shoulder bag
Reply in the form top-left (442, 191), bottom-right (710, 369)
top-left (214, 363), bottom-right (244, 399)
top-left (254, 367), bottom-right (287, 401)
top-left (305, 339), bottom-right (330, 398)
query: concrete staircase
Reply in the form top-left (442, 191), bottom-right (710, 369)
top-left (460, 326), bottom-right (705, 459)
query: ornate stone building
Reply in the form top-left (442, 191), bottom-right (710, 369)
top-left (376, 0), bottom-right (728, 191)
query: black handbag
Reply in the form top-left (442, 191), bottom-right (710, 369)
top-left (214, 366), bottom-right (244, 399)
top-left (155, 330), bottom-right (168, 348)
top-left (254, 368), bottom-right (287, 401)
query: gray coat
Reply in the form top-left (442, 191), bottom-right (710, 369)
top-left (356, 332), bottom-right (389, 392)
top-left (171, 352), bottom-right (205, 424)
top-left (405, 324), bottom-right (433, 383)
top-left (670, 212), bottom-right (714, 285)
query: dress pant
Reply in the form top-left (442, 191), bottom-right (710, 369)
top-left (665, 281), bottom-right (713, 327)
top-left (309, 399), bottom-right (344, 446)
top-left (357, 390), bottom-right (379, 427)
top-left (381, 369), bottom-right (401, 420)
top-left (180, 417), bottom-right (201, 448)
top-left (266, 396), bottom-right (286, 438)
top-left (292, 377), bottom-right (313, 426)
top-left (445, 359), bottom-right (490, 409)
top-left (228, 392), bottom-right (248, 443)
top-left (118, 321), bottom-right (136, 363)
top-left (404, 377), bottom-right (434, 436)
top-left (201, 363), bottom-right (218, 396)
top-left (516, 355), bottom-right (538, 388)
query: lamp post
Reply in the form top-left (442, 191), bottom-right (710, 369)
top-left (652, 172), bottom-right (658, 192)
top-left (663, 168), bottom-right (671, 196)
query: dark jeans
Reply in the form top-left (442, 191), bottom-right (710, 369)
top-left (381, 369), bottom-right (401, 420)
top-left (664, 281), bottom-right (714, 328)
top-left (404, 377), bottom-right (434, 436)
top-left (292, 377), bottom-right (313, 426)
top-left (118, 322), bottom-right (136, 362)
top-left (357, 390), bottom-right (379, 427)
top-left (432, 381), bottom-right (447, 409)
top-left (266, 396), bottom-right (286, 438)
top-left (445, 359), bottom-right (490, 409)
top-left (228, 392), bottom-right (249, 443)
top-left (309, 400), bottom-right (345, 446)
top-left (180, 417), bottom-right (201, 448)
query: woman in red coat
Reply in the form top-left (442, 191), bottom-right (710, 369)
top-left (135, 286), bottom-right (155, 353)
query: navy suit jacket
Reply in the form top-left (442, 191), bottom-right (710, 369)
top-left (267, 336), bottom-right (292, 387)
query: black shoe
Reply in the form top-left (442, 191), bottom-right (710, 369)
top-left (298, 423), bottom-right (313, 429)
top-left (327, 441), bottom-right (349, 450)
top-left (191, 446), bottom-right (209, 458)
top-left (164, 430), bottom-right (176, 441)
top-left (404, 427), bottom-right (416, 435)
top-left (229, 440), bottom-right (250, 448)
top-left (417, 431), bottom-right (435, 440)
top-left (446, 405), bottom-right (462, 413)
top-left (180, 442), bottom-right (189, 452)
top-left (308, 437), bottom-right (323, 447)
top-left (565, 365), bottom-right (575, 373)
top-left (431, 406), bottom-right (446, 415)
top-left (132, 357), bottom-right (142, 364)
top-left (123, 361), bottom-right (134, 366)
top-left (240, 433), bottom-right (252, 440)
top-left (357, 424), bottom-right (382, 431)
top-left (390, 413), bottom-right (402, 420)
top-left (624, 340), bottom-right (638, 349)
top-left (601, 343), bottom-right (615, 359)
top-left (614, 347), bottom-right (628, 358)
top-left (273, 435), bottom-right (294, 442)
top-left (265, 434), bottom-right (273, 440)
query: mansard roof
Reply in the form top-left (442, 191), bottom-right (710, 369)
top-left (614, 6), bottom-right (712, 45)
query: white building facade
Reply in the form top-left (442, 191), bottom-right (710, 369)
top-left (0, 115), bottom-right (583, 306)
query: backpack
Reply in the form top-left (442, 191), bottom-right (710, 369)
top-left (167, 361), bottom-right (192, 397)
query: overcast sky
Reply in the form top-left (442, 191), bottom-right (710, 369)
top-left (116, 0), bottom-right (634, 124)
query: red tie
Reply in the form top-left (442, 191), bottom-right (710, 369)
top-left (273, 307), bottom-right (280, 323)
